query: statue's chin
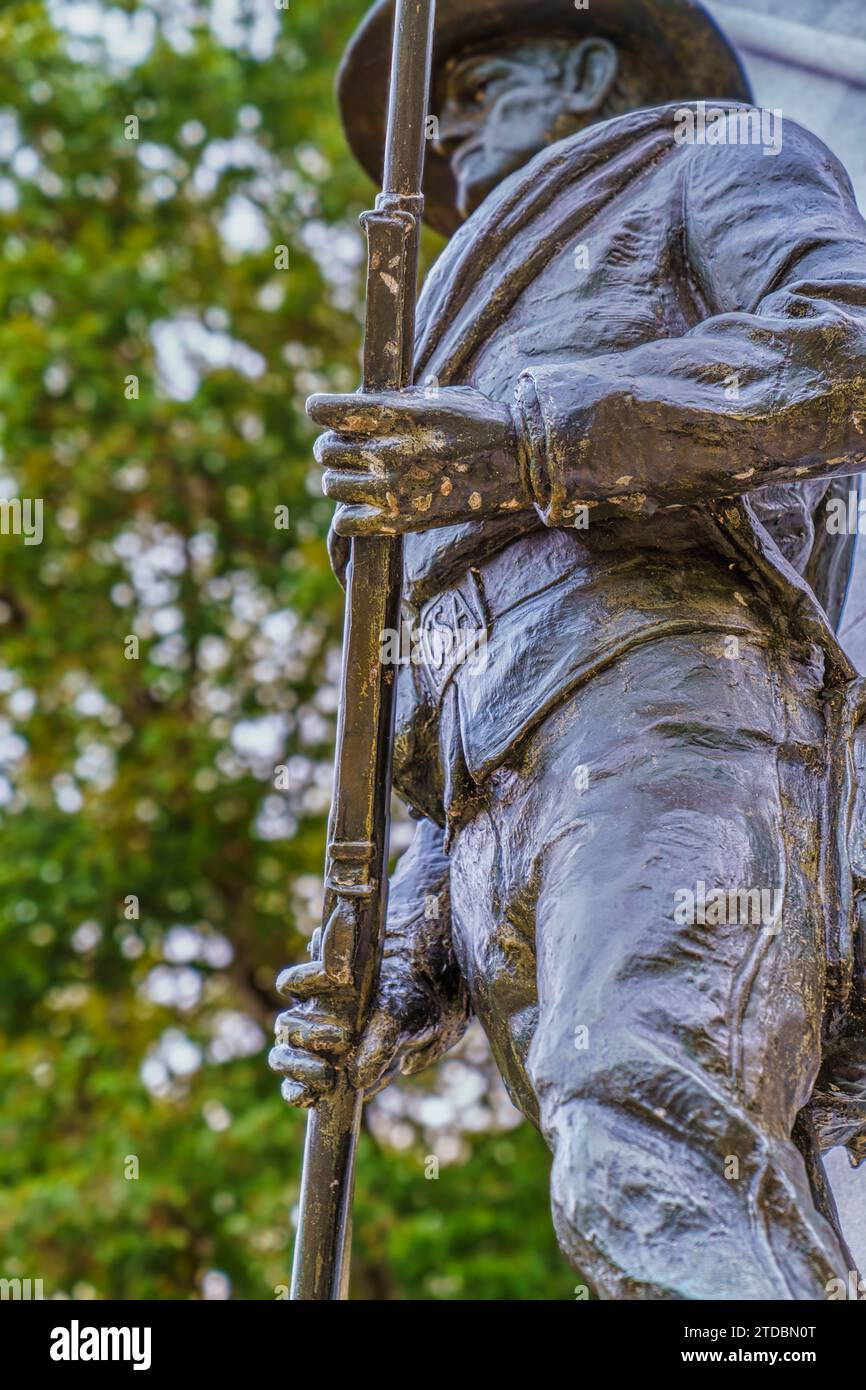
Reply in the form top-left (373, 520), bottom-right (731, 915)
top-left (455, 165), bottom-right (512, 222)
top-left (454, 142), bottom-right (547, 222)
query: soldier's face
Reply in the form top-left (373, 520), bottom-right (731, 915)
top-left (436, 37), bottom-right (619, 220)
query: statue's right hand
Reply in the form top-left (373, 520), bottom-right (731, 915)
top-left (307, 386), bottom-right (526, 536)
top-left (269, 901), bottom-right (449, 1109)
top-left (268, 897), bottom-right (355, 1109)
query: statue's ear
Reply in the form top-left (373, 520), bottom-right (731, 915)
top-left (562, 37), bottom-right (619, 115)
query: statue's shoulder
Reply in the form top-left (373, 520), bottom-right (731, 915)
top-left (672, 101), bottom-right (855, 197)
top-left (415, 105), bottom-right (688, 372)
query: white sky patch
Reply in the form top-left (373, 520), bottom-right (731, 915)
top-left (300, 220), bottom-right (364, 312)
top-left (209, 0), bottom-right (279, 60)
top-left (140, 1026), bottom-right (203, 1095)
top-left (49, 1), bottom-right (281, 67)
top-left (47, 1), bottom-right (104, 39)
top-left (8, 687), bottom-right (34, 719)
top-left (296, 145), bottom-right (330, 181)
top-left (197, 635), bottom-right (231, 672)
top-left (150, 633), bottom-right (188, 669)
top-left (52, 773), bottom-right (83, 814)
top-left (162, 925), bottom-right (201, 963)
top-left (207, 1009), bottom-right (265, 1063)
top-left (143, 964), bottom-right (203, 1012)
top-left (47, 1), bottom-right (157, 69)
top-left (113, 524), bottom-right (188, 616)
top-left (163, 924), bottom-right (233, 968)
top-left (161, 1028), bottom-right (202, 1073)
top-left (218, 192), bottom-right (270, 254)
top-left (0, 112), bottom-right (21, 161)
top-left (137, 142), bottom-right (175, 173)
top-left (72, 919), bottom-right (102, 953)
top-left (151, 605), bottom-right (183, 636)
top-left (151, 315), bottom-right (265, 401)
top-left (74, 741), bottom-right (116, 790)
top-left (103, 6), bottom-right (157, 64)
top-left (254, 794), bottom-right (296, 842)
top-left (0, 721), bottom-right (27, 765)
top-left (179, 119), bottom-right (206, 147)
top-left (148, 0), bottom-right (199, 54)
top-left (201, 1268), bottom-right (231, 1297)
top-left (230, 712), bottom-right (287, 763)
top-left (13, 147), bottom-right (41, 180)
top-left (74, 688), bottom-right (108, 717)
top-left (191, 134), bottom-right (273, 198)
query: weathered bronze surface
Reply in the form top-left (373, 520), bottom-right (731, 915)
top-left (272, 0), bottom-right (866, 1299)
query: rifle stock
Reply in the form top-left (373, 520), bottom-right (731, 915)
top-left (290, 0), bottom-right (436, 1301)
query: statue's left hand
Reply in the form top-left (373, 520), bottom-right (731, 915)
top-left (307, 385), bottom-right (529, 535)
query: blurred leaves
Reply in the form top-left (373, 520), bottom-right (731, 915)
top-left (0, 0), bottom-right (565, 1300)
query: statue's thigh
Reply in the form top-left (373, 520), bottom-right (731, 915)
top-left (454, 630), bottom-right (829, 1131)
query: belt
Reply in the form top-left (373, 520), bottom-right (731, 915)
top-left (407, 528), bottom-right (590, 701)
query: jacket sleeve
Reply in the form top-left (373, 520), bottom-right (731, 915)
top-left (512, 118), bottom-right (866, 526)
top-left (376, 815), bottom-right (470, 1071)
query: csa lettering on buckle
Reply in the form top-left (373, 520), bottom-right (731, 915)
top-left (418, 574), bottom-right (488, 699)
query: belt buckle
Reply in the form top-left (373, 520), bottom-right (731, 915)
top-left (417, 573), bottom-right (487, 700)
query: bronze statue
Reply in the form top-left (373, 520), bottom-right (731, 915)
top-left (271, 0), bottom-right (866, 1300)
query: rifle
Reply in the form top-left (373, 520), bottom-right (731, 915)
top-left (289, 0), bottom-right (436, 1301)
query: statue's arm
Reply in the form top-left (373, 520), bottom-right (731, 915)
top-left (512, 124), bottom-right (866, 525)
top-left (351, 814), bottom-right (470, 1092)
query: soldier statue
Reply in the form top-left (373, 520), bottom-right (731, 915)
top-left (270, 0), bottom-right (866, 1299)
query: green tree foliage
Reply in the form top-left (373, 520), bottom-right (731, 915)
top-left (0, 0), bottom-right (566, 1300)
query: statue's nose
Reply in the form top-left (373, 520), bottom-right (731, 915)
top-left (431, 129), bottom-right (463, 161)
top-left (431, 107), bottom-right (479, 158)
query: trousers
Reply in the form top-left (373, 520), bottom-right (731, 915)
top-left (448, 628), bottom-right (855, 1299)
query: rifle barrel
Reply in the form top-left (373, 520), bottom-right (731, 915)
top-left (290, 0), bottom-right (436, 1301)
top-left (384, 0), bottom-right (437, 196)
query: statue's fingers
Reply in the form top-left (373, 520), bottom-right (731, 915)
top-left (322, 470), bottom-right (385, 507)
top-left (306, 392), bottom-right (394, 434)
top-left (274, 1011), bottom-right (350, 1056)
top-left (332, 504), bottom-right (399, 538)
top-left (314, 434), bottom-right (389, 473)
top-left (276, 959), bottom-right (335, 999)
top-left (280, 1079), bottom-right (316, 1109)
top-left (348, 1010), bottom-right (402, 1090)
top-left (373, 442), bottom-right (436, 473)
top-left (268, 1044), bottom-right (335, 1093)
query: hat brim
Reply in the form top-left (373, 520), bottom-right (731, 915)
top-left (338, 0), bottom-right (753, 237)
